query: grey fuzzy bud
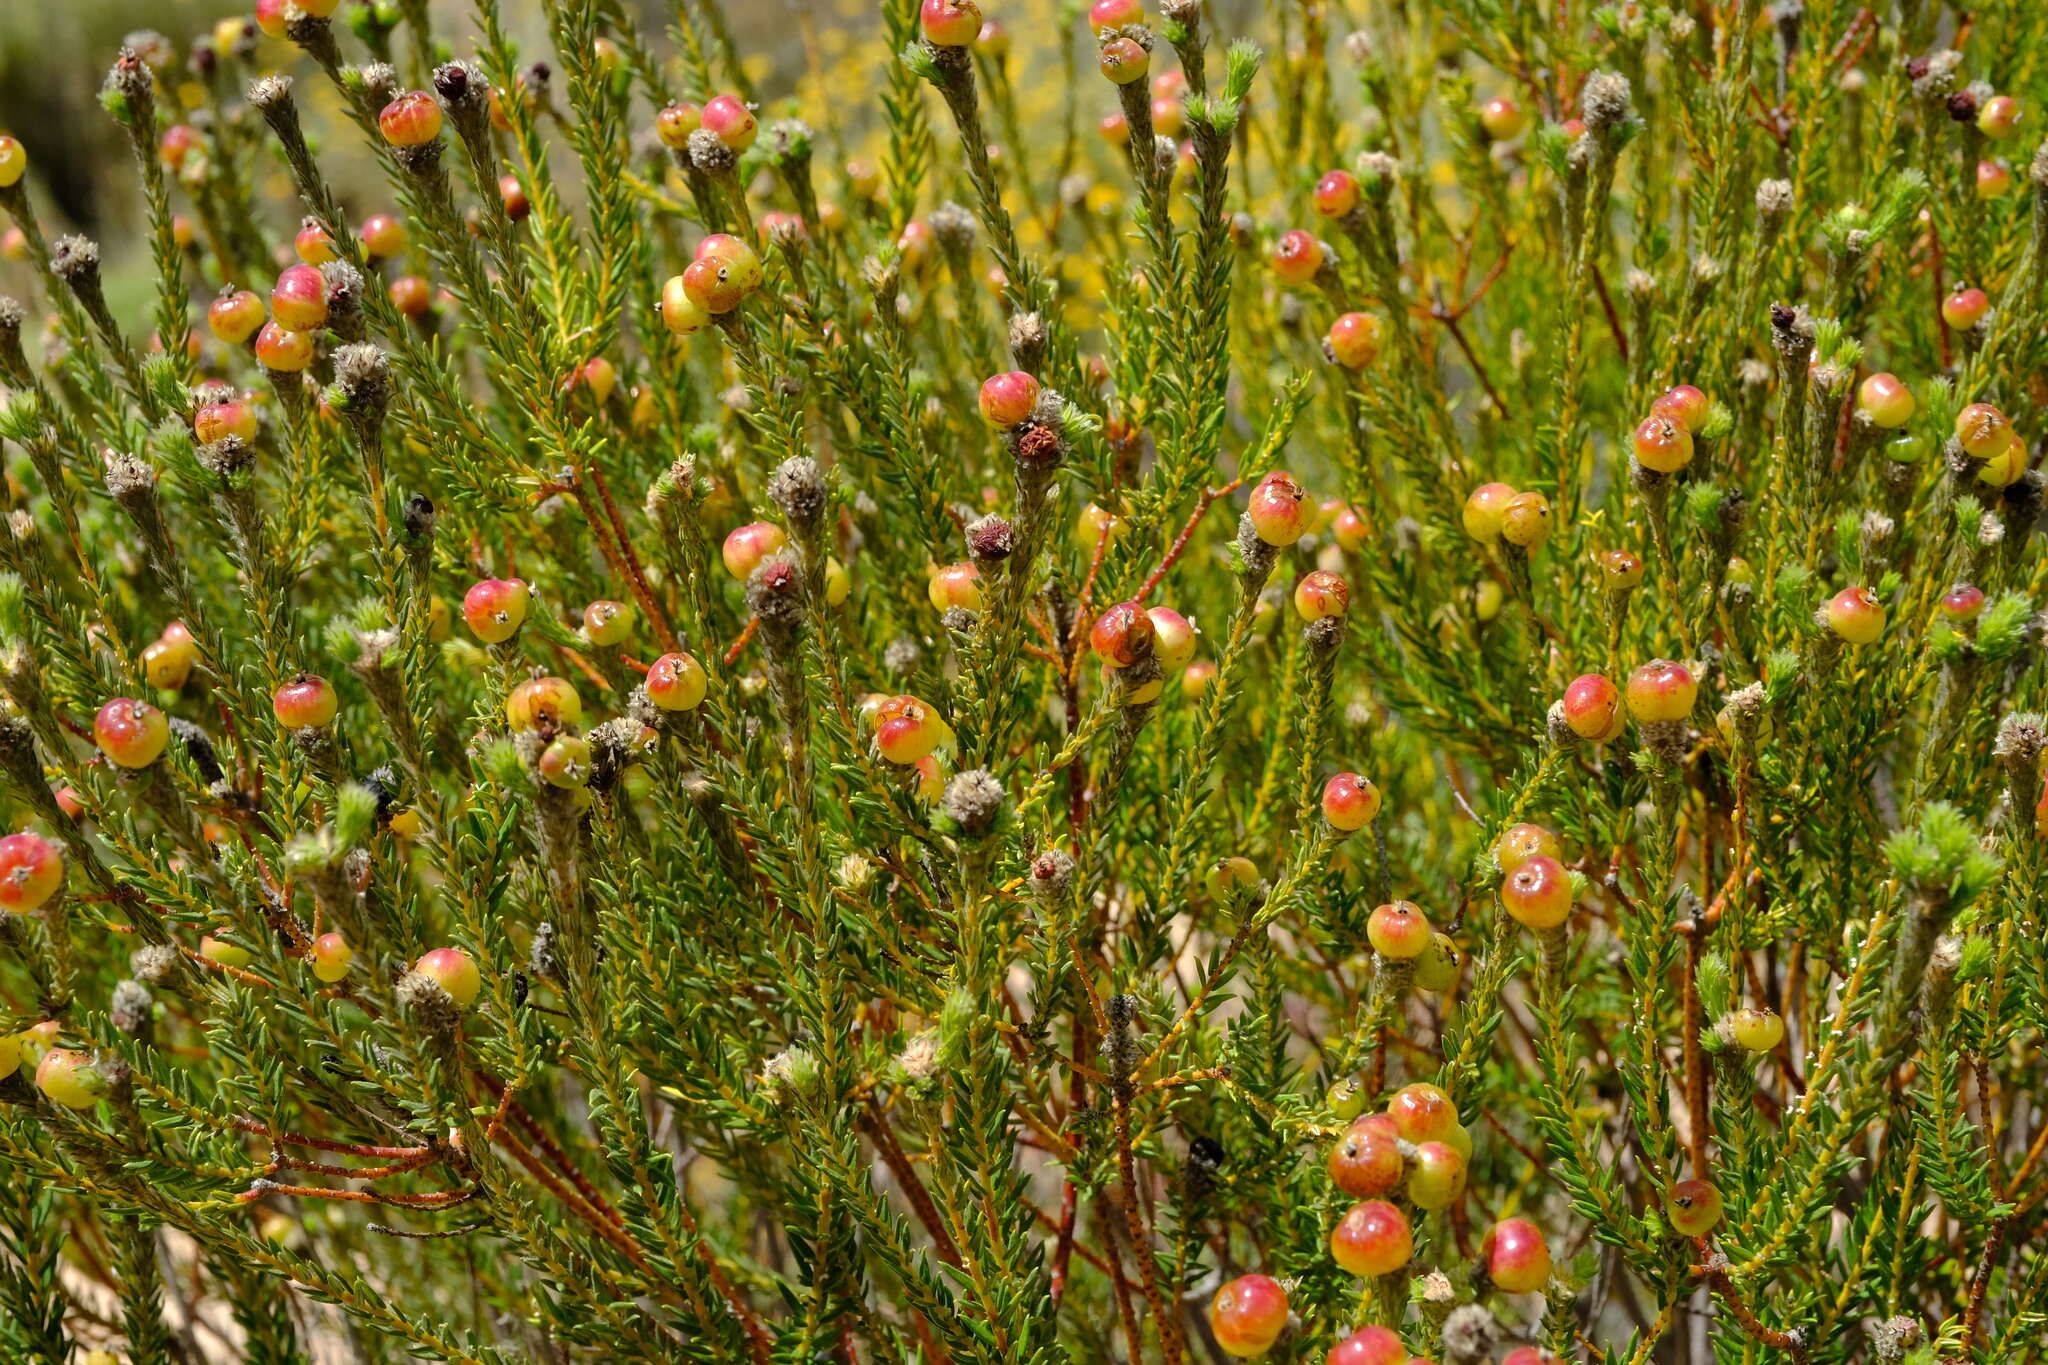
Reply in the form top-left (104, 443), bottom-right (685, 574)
top-left (883, 636), bottom-right (923, 675)
top-left (1755, 178), bottom-right (1794, 218)
top-left (247, 74), bottom-right (294, 112)
top-left (1870, 1315), bottom-right (1920, 1364)
top-left (1026, 847), bottom-right (1074, 901)
top-left (111, 980), bottom-right (154, 1037)
top-left (930, 202), bottom-right (977, 253)
top-left (528, 921), bottom-right (558, 978)
top-left (1582, 71), bottom-right (1633, 130)
top-left (396, 971), bottom-right (464, 1035)
top-left (745, 557), bottom-right (805, 628)
top-left (688, 127), bottom-right (738, 172)
top-left (333, 343), bottom-right (389, 409)
top-left (1995, 713), bottom-right (2045, 768)
top-left (767, 457), bottom-right (826, 532)
top-left (131, 944), bottom-right (179, 984)
top-left (50, 235), bottom-right (101, 284)
top-left (1008, 312), bottom-right (1048, 370)
top-left (967, 514), bottom-right (1015, 563)
top-left (357, 63), bottom-right (401, 111)
top-left (943, 769), bottom-right (1005, 836)
top-left (1439, 1304), bottom-right (1500, 1365)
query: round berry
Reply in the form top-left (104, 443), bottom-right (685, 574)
top-left (1977, 159), bottom-right (2014, 200)
top-left (1728, 1006), bottom-right (1785, 1052)
top-left (94, 698), bottom-right (170, 769)
top-left (1599, 548), bottom-right (1646, 589)
top-left (293, 220), bottom-right (337, 265)
top-left (1366, 901), bottom-right (1431, 960)
top-left (462, 578), bottom-right (531, 644)
top-left (875, 696), bottom-right (946, 765)
top-left (1940, 584), bottom-right (1986, 622)
top-left (272, 674), bottom-right (339, 729)
top-left (1979, 94), bottom-right (2022, 140)
top-left (1326, 312), bottom-right (1383, 369)
top-left (1384, 1081), bottom-right (1458, 1144)
top-left (1666, 1179), bottom-right (1724, 1236)
top-left (1631, 415), bottom-right (1694, 474)
top-left (1207, 1274), bottom-right (1288, 1359)
top-left (701, 94), bottom-right (757, 151)
top-left (201, 934), bottom-right (253, 969)
top-left (1321, 773), bottom-right (1381, 832)
top-left (1327, 1114), bottom-right (1403, 1196)
top-left (722, 522), bottom-right (788, 581)
top-left (193, 398), bottom-right (259, 446)
top-left (0, 136), bottom-right (25, 189)
top-left (1501, 855), bottom-right (1574, 930)
top-left (1650, 383), bottom-right (1710, 434)
top-left (142, 622), bottom-right (198, 689)
top-left (1824, 586), bottom-right (1885, 645)
top-left (1478, 96), bottom-right (1526, 140)
top-left (1461, 482), bottom-right (1517, 540)
top-left (1499, 490), bottom-right (1552, 549)
top-left (1314, 170), bottom-right (1360, 219)
top-left (1272, 230), bottom-right (1326, 286)
top-left (1293, 570), bottom-right (1350, 621)
top-left (1405, 1140), bottom-right (1467, 1210)
top-left (975, 20), bottom-right (1010, 57)
top-left (645, 652), bottom-right (708, 712)
top-left (1943, 287), bottom-right (1991, 331)
top-left (389, 275), bottom-right (433, 317)
top-left (1078, 502), bottom-right (1127, 552)
top-left (1626, 659), bottom-right (1697, 723)
top-left (930, 562), bottom-right (984, 613)
top-left (655, 101), bottom-right (702, 149)
top-left (1205, 855), bottom-right (1261, 902)
top-left (253, 322), bottom-right (315, 372)
top-left (1493, 822), bottom-right (1561, 872)
top-left (1978, 436), bottom-right (2026, 487)
top-left (1247, 473), bottom-right (1310, 546)
top-left (1562, 673), bottom-right (1625, 742)
top-left (1330, 503), bottom-right (1370, 552)
top-left (1954, 402), bottom-right (2012, 459)
top-left (498, 174), bottom-right (531, 221)
top-left (1331, 1199), bottom-right (1412, 1277)
top-left (1482, 1217), bottom-right (1551, 1294)
top-left (1091, 601), bottom-right (1155, 667)
top-left (359, 212), bottom-right (407, 258)
top-left (207, 289), bottom-right (267, 345)
top-left (1413, 932), bottom-right (1461, 992)
top-left (582, 599), bottom-right (632, 647)
top-left (1856, 372), bottom-right (1916, 429)
top-left (1152, 95), bottom-right (1187, 137)
top-left (35, 1048), bottom-right (107, 1109)
top-left (660, 274), bottom-right (713, 335)
top-left (378, 91), bottom-right (444, 147)
top-left (919, 0), bottom-right (982, 46)
top-left (1098, 113), bottom-right (1131, 146)
top-left (1329, 1325), bottom-right (1409, 1365)
top-left (1099, 36), bottom-right (1150, 84)
top-left (1088, 0), bottom-right (1145, 33)
top-left (506, 676), bottom-right (583, 731)
top-left (682, 239), bottom-right (764, 314)
top-left (414, 947), bottom-right (481, 1008)
top-left (538, 735), bottom-right (593, 788)
top-left (310, 932), bottom-right (353, 983)
top-left (0, 833), bottom-right (64, 912)
top-left (979, 370), bottom-right (1041, 427)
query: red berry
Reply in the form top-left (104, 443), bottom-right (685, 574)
top-left (414, 947), bottom-right (480, 1007)
top-left (193, 399), bottom-right (258, 446)
top-left (94, 698), bottom-right (170, 769)
top-left (1478, 96), bottom-right (1526, 140)
top-left (1099, 36), bottom-right (1149, 85)
top-left (461, 578), bottom-right (530, 644)
top-left (979, 370), bottom-right (1041, 427)
top-left (1493, 822), bottom-right (1561, 871)
top-left (36, 1048), bottom-right (108, 1109)
top-left (1598, 547), bottom-right (1646, 589)
top-left (1151, 94), bottom-right (1186, 137)
top-left (1247, 473), bottom-right (1310, 546)
top-left (1293, 570), bottom-right (1350, 621)
top-left (975, 20), bottom-right (1010, 57)
top-left (0, 832), bottom-right (64, 911)
top-left (1327, 1113), bottom-right (1404, 1196)
top-left (389, 275), bottom-right (432, 317)
top-left (1147, 608), bottom-right (1198, 670)
top-left (701, 94), bottom-right (757, 151)
top-left (310, 932), bottom-right (353, 983)
top-left (293, 220), bottom-right (338, 265)
top-left (207, 289), bottom-right (266, 345)
top-left (1856, 372), bottom-right (1916, 429)
top-left (1501, 855), bottom-right (1573, 930)
top-left (1954, 402), bottom-right (2011, 459)
top-left (1207, 1274), bottom-right (1288, 1359)
top-left (358, 212), bottom-right (407, 258)
top-left (1631, 415), bottom-right (1694, 473)
top-left (1625, 659), bottom-right (1697, 723)
top-left (655, 101), bottom-right (703, 149)
top-left (1088, 0), bottom-right (1145, 33)
top-left (1327, 313), bottom-right (1383, 369)
top-left (1562, 673), bottom-right (1625, 742)
top-left (1482, 1216), bottom-right (1552, 1294)
top-left (1976, 159), bottom-right (2014, 200)
top-left (682, 239), bottom-right (763, 314)
top-left (1943, 287), bottom-right (1990, 331)
top-left (1385, 1081), bottom-right (1458, 1144)
top-left (1331, 503), bottom-right (1370, 551)
top-left (253, 322), bottom-right (315, 372)
top-left (378, 91), bottom-right (444, 147)
top-left (1650, 383), bottom-right (1710, 434)
top-left (1090, 601), bottom-right (1155, 667)
top-left (158, 123), bottom-right (200, 169)
top-left (645, 652), bottom-right (709, 712)
top-left (1331, 1199), bottom-right (1413, 1277)
top-left (1314, 170), bottom-right (1360, 219)
top-left (722, 523), bottom-right (788, 581)
top-left (1272, 230), bottom-right (1326, 286)
top-left (660, 274), bottom-right (713, 335)
top-left (1940, 584), bottom-right (1986, 621)
top-left (538, 735), bottom-right (593, 788)
top-left (272, 674), bottom-right (339, 729)
top-left (1366, 901), bottom-right (1431, 960)
top-left (1328, 1326), bottom-right (1409, 1365)
top-left (582, 599), bottom-right (632, 647)
top-left (499, 174), bottom-right (531, 221)
top-left (1321, 773), bottom-right (1381, 832)
top-left (1979, 95), bottom-right (2022, 140)
top-left (1405, 1140), bottom-right (1467, 1210)
top-left (1666, 1178), bottom-right (1724, 1236)
top-left (875, 696), bottom-right (946, 765)
top-left (1098, 113), bottom-right (1131, 146)
top-left (919, 0), bottom-right (982, 46)
top-left (1824, 586), bottom-right (1885, 645)
top-left (506, 676), bottom-right (583, 731)
top-left (929, 562), bottom-right (985, 613)
top-left (1461, 482), bottom-right (1516, 540)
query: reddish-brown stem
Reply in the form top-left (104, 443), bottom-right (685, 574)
top-left (588, 463), bottom-right (680, 652)
top-left (724, 616), bottom-right (760, 665)
top-left (858, 1104), bottom-right (963, 1267)
top-left (1135, 479), bottom-right (1244, 605)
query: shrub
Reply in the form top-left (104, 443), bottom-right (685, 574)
top-left (0, 1), bottom-right (2043, 1362)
